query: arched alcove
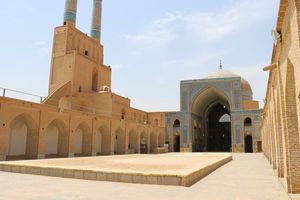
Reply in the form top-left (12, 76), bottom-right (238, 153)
top-left (75, 122), bottom-right (92, 156)
top-left (128, 130), bottom-right (138, 153)
top-left (191, 87), bottom-right (232, 152)
top-left (121, 109), bottom-right (126, 120)
top-left (173, 119), bottom-right (180, 127)
top-left (140, 131), bottom-right (148, 154)
top-left (150, 132), bottom-right (157, 152)
top-left (96, 129), bottom-right (102, 154)
top-left (8, 113), bottom-right (39, 159)
top-left (244, 117), bottom-right (252, 127)
top-left (114, 128), bottom-right (126, 154)
top-left (154, 119), bottom-right (159, 126)
top-left (98, 125), bottom-right (110, 155)
top-left (158, 132), bottom-right (165, 147)
top-left (46, 119), bottom-right (68, 157)
top-left (46, 124), bottom-right (59, 155)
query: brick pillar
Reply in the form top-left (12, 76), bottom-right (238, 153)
top-left (284, 60), bottom-right (300, 193)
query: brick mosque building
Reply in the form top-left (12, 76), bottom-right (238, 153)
top-left (165, 70), bottom-right (261, 153)
top-left (0, 0), bottom-right (299, 195)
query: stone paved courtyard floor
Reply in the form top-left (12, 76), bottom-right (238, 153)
top-left (0, 153), bottom-right (231, 186)
top-left (0, 153), bottom-right (294, 200)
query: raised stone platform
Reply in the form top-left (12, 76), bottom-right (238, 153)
top-left (0, 153), bottom-right (232, 187)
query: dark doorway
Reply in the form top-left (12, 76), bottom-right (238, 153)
top-left (245, 135), bottom-right (253, 153)
top-left (207, 103), bottom-right (231, 152)
top-left (173, 119), bottom-right (180, 152)
top-left (257, 141), bottom-right (262, 152)
top-left (174, 135), bottom-right (180, 152)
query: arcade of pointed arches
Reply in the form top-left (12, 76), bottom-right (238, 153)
top-left (5, 110), bottom-right (165, 160)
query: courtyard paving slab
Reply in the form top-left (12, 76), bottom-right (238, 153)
top-left (0, 153), bottom-right (232, 186)
top-left (0, 153), bottom-right (292, 200)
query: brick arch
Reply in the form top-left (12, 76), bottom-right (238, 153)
top-left (128, 129), bottom-right (138, 153)
top-left (8, 113), bottom-right (39, 159)
top-left (96, 125), bottom-right (110, 155)
top-left (75, 122), bottom-right (92, 156)
top-left (150, 131), bottom-right (157, 152)
top-left (140, 131), bottom-right (148, 154)
top-left (46, 118), bottom-right (68, 157)
top-left (158, 132), bottom-right (165, 147)
top-left (114, 127), bottom-right (126, 154)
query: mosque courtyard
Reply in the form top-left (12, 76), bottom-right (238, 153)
top-left (0, 153), bottom-right (297, 200)
top-left (0, 153), bottom-right (231, 187)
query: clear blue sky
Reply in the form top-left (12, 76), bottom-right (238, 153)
top-left (0, 0), bottom-right (279, 111)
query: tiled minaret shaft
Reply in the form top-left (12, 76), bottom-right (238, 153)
top-left (90, 0), bottom-right (103, 40)
top-left (63, 0), bottom-right (78, 25)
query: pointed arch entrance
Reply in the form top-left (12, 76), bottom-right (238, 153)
top-left (207, 103), bottom-right (231, 152)
top-left (191, 87), bottom-right (232, 152)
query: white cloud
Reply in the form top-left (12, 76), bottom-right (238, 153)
top-left (123, 12), bottom-right (180, 48)
top-left (124, 0), bottom-right (277, 45)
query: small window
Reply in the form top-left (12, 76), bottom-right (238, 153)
top-left (63, 21), bottom-right (67, 25)
top-left (244, 117), bottom-right (252, 127)
top-left (121, 109), bottom-right (126, 120)
top-left (78, 86), bottom-right (82, 93)
top-left (173, 119), bottom-right (180, 127)
top-left (85, 50), bottom-right (88, 56)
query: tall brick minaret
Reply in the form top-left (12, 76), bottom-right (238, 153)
top-left (45, 0), bottom-right (111, 110)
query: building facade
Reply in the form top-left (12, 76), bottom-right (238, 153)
top-left (0, 0), bottom-right (166, 161)
top-left (261, 0), bottom-right (300, 194)
top-left (165, 70), bottom-right (262, 153)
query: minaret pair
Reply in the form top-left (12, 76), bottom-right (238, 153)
top-left (63, 0), bottom-right (102, 41)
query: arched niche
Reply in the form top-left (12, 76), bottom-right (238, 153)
top-left (46, 118), bottom-right (68, 157)
top-left (114, 127), bottom-right (126, 154)
top-left (128, 129), bottom-right (138, 153)
top-left (150, 132), bottom-right (157, 152)
top-left (74, 122), bottom-right (92, 156)
top-left (96, 125), bottom-right (110, 155)
top-left (140, 131), bottom-right (148, 154)
top-left (8, 113), bottom-right (39, 159)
